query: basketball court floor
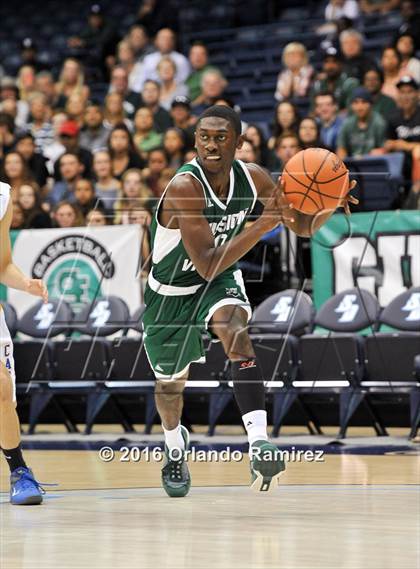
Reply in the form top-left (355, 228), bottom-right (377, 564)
top-left (1, 426), bottom-right (419, 569)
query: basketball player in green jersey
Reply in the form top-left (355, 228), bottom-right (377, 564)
top-left (142, 105), bottom-right (357, 496)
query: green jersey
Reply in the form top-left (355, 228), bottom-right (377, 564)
top-left (148, 157), bottom-right (258, 294)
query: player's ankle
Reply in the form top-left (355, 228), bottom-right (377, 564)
top-left (2, 446), bottom-right (27, 473)
top-left (163, 422), bottom-right (185, 451)
top-left (242, 410), bottom-right (269, 447)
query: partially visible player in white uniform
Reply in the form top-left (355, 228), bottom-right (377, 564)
top-left (0, 181), bottom-right (49, 505)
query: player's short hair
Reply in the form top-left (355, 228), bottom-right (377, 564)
top-left (198, 105), bottom-right (241, 137)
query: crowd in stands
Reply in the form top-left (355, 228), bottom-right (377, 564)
top-left (0, 0), bottom-right (419, 240)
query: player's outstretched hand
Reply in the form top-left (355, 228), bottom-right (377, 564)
top-left (260, 177), bottom-right (294, 231)
top-left (338, 180), bottom-right (359, 216)
top-left (25, 279), bottom-right (49, 303)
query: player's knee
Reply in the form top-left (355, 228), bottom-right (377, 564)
top-left (155, 376), bottom-right (187, 397)
top-left (0, 367), bottom-right (14, 405)
top-left (218, 326), bottom-right (254, 360)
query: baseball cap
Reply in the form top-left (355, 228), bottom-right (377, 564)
top-left (171, 96), bottom-right (191, 109)
top-left (59, 120), bottom-right (80, 137)
top-left (21, 37), bottom-right (37, 50)
top-left (322, 46), bottom-right (343, 61)
top-left (90, 3), bottom-right (103, 14)
top-left (350, 87), bottom-right (372, 103)
top-left (396, 75), bottom-right (418, 90)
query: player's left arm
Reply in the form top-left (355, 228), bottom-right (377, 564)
top-left (0, 199), bottom-right (48, 301)
top-left (247, 162), bottom-right (358, 237)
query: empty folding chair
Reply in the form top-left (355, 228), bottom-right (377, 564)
top-left (106, 333), bottom-right (155, 435)
top-left (53, 296), bottom-right (131, 433)
top-left (249, 289), bottom-right (313, 436)
top-left (344, 157), bottom-right (401, 211)
top-left (364, 287), bottom-right (420, 438)
top-left (297, 288), bottom-right (386, 438)
top-left (14, 299), bottom-right (74, 433)
top-left (53, 295), bottom-right (130, 381)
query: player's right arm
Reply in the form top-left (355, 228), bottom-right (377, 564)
top-left (164, 174), bottom-right (294, 281)
top-left (0, 198), bottom-right (48, 301)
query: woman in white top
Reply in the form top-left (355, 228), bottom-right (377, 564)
top-left (396, 33), bottom-right (420, 84)
top-left (325, 0), bottom-right (360, 21)
top-left (274, 43), bottom-right (314, 102)
top-left (157, 57), bottom-right (188, 111)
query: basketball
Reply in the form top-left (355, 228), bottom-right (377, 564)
top-left (282, 148), bottom-right (350, 215)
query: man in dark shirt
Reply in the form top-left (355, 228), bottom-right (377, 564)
top-left (67, 4), bottom-right (120, 80)
top-left (18, 38), bottom-right (50, 74)
top-left (0, 113), bottom-right (17, 159)
top-left (140, 80), bottom-right (173, 133)
top-left (385, 76), bottom-right (420, 183)
top-left (397, 0), bottom-right (420, 50)
top-left (170, 96), bottom-right (196, 150)
top-left (108, 66), bottom-right (141, 121)
top-left (311, 47), bottom-right (359, 110)
top-left (340, 29), bottom-right (377, 82)
top-left (363, 68), bottom-right (397, 119)
top-left (14, 133), bottom-right (49, 188)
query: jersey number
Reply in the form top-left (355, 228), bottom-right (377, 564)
top-left (214, 233), bottom-right (228, 247)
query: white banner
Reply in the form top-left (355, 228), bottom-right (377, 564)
top-left (9, 225), bottom-right (142, 316)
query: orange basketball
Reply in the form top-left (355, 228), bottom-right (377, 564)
top-left (282, 148), bottom-right (349, 215)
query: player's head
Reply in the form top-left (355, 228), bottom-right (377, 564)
top-left (195, 105), bottom-right (242, 173)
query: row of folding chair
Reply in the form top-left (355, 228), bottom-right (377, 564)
top-left (2, 286), bottom-right (419, 437)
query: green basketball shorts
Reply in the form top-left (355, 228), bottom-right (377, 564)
top-left (142, 268), bottom-right (252, 380)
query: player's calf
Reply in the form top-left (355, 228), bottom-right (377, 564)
top-left (154, 377), bottom-right (191, 497)
top-left (0, 365), bottom-right (44, 505)
top-left (227, 334), bottom-right (286, 492)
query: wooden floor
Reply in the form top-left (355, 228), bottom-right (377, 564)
top-left (1, 446), bottom-right (419, 569)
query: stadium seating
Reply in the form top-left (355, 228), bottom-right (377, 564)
top-left (344, 156), bottom-right (404, 211)
top-left (8, 293), bottom-right (419, 438)
top-left (53, 296), bottom-right (137, 434)
top-left (188, 339), bottom-right (230, 436)
top-left (14, 299), bottom-right (76, 433)
top-left (296, 288), bottom-right (387, 438)
top-left (248, 289), bottom-right (314, 436)
top-left (363, 287), bottom-right (420, 438)
top-left (0, 0), bottom-right (399, 124)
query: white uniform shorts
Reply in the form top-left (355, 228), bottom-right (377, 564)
top-left (0, 308), bottom-right (16, 402)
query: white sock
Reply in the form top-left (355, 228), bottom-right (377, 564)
top-left (163, 423), bottom-right (185, 450)
top-left (242, 410), bottom-right (268, 446)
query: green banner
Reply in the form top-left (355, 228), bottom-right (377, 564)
top-left (311, 210), bottom-right (420, 307)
